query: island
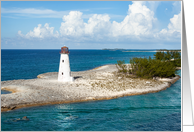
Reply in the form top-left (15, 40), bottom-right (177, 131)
top-left (1, 64), bottom-right (180, 112)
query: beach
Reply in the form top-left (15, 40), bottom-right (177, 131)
top-left (1, 64), bottom-right (180, 112)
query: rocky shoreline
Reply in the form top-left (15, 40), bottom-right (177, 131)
top-left (1, 65), bottom-right (180, 112)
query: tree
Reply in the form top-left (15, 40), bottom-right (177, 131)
top-left (154, 51), bottom-right (165, 61)
top-left (116, 51), bottom-right (181, 79)
top-left (164, 51), bottom-right (172, 61)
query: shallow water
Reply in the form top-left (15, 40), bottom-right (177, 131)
top-left (1, 90), bottom-right (11, 94)
top-left (1, 49), bottom-right (181, 131)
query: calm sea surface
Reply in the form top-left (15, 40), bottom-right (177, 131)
top-left (1, 49), bottom-right (181, 131)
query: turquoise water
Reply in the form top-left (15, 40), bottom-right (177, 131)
top-left (1, 49), bottom-right (181, 131)
top-left (1, 90), bottom-right (11, 94)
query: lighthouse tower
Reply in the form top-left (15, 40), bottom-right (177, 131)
top-left (58, 46), bottom-right (74, 82)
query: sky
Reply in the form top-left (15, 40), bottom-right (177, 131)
top-left (1, 1), bottom-right (181, 49)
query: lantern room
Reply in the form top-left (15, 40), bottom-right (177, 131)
top-left (60, 46), bottom-right (69, 54)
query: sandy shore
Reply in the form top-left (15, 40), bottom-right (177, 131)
top-left (1, 64), bottom-right (180, 112)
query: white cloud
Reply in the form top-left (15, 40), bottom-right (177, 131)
top-left (1, 7), bottom-right (69, 18)
top-left (168, 12), bottom-right (181, 33)
top-left (1, 7), bottom-right (123, 19)
top-left (59, 11), bottom-right (112, 41)
top-left (85, 14), bottom-right (111, 35)
top-left (111, 1), bottom-right (156, 37)
top-left (60, 11), bottom-right (85, 36)
top-left (18, 23), bottom-right (59, 39)
top-left (154, 1), bottom-right (181, 41)
top-left (2, 8), bottom-right (57, 14)
top-left (157, 11), bottom-right (181, 39)
top-left (58, 1), bottom-right (157, 41)
top-left (17, 1), bottom-right (181, 44)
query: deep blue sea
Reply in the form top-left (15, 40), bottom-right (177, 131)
top-left (1, 49), bottom-right (181, 131)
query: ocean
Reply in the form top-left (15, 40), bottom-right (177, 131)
top-left (1, 49), bottom-right (181, 131)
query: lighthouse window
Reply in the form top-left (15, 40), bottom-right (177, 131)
top-left (62, 72), bottom-right (63, 75)
top-left (62, 60), bottom-right (64, 62)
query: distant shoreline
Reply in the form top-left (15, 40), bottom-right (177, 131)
top-left (102, 48), bottom-right (181, 52)
top-left (122, 51), bottom-right (158, 52)
top-left (122, 50), bottom-right (181, 52)
top-left (1, 65), bottom-right (180, 112)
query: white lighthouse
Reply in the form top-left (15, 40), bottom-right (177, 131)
top-left (58, 46), bottom-right (74, 82)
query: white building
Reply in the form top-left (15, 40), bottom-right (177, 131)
top-left (58, 46), bottom-right (74, 82)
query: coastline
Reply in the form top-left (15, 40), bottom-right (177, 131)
top-left (122, 50), bottom-right (181, 53)
top-left (1, 64), bottom-right (180, 112)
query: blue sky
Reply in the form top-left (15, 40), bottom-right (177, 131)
top-left (1, 1), bottom-right (181, 49)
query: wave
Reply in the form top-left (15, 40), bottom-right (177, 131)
top-left (58, 105), bottom-right (181, 114)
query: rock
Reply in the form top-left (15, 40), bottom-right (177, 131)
top-left (86, 97), bottom-right (95, 100)
top-left (1, 105), bottom-right (6, 108)
top-left (22, 116), bottom-right (29, 120)
top-left (118, 77), bottom-right (122, 79)
top-left (10, 106), bottom-right (16, 110)
top-left (156, 77), bottom-right (161, 80)
top-left (146, 81), bottom-right (150, 84)
top-left (7, 116), bottom-right (29, 122)
top-left (37, 75), bottom-right (45, 78)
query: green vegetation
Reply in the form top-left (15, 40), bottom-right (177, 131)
top-left (116, 60), bottom-right (128, 73)
top-left (154, 51), bottom-right (181, 67)
top-left (116, 51), bottom-right (181, 79)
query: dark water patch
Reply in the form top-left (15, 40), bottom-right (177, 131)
top-left (1, 90), bottom-right (11, 94)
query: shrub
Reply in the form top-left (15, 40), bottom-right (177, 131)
top-left (116, 50), bottom-right (181, 79)
top-left (164, 51), bottom-right (172, 60)
top-left (173, 58), bottom-right (181, 67)
top-left (154, 51), bottom-right (181, 67)
top-left (116, 60), bottom-right (128, 73)
top-left (129, 57), bottom-right (176, 79)
top-left (154, 51), bottom-right (165, 61)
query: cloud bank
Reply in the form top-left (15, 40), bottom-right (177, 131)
top-left (16, 1), bottom-right (181, 46)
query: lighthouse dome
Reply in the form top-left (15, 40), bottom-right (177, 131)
top-left (60, 46), bottom-right (69, 54)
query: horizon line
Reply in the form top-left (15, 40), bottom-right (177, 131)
top-left (1, 48), bottom-right (182, 50)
